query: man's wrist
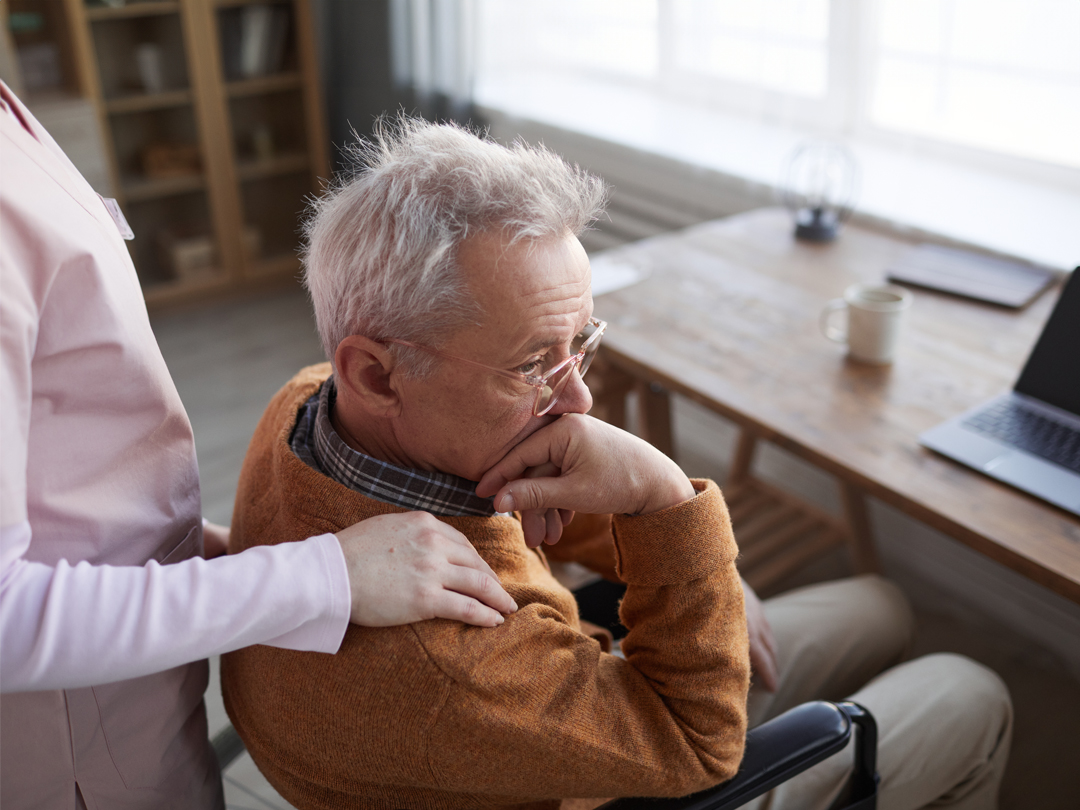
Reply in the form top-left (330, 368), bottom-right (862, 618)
top-left (614, 480), bottom-right (734, 586)
top-left (636, 469), bottom-right (697, 515)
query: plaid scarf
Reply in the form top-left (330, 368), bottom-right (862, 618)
top-left (290, 377), bottom-right (496, 518)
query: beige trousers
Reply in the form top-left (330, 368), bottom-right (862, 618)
top-left (744, 576), bottom-right (1012, 810)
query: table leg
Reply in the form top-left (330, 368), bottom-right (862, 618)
top-left (635, 380), bottom-right (675, 459)
top-left (586, 352), bottom-right (635, 429)
top-left (727, 430), bottom-right (758, 488)
top-left (839, 482), bottom-right (882, 574)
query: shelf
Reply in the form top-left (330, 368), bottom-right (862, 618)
top-left (19, 89), bottom-right (86, 107)
top-left (249, 252), bottom-right (300, 278)
top-left (236, 152), bottom-right (309, 182)
top-left (215, 0), bottom-right (290, 8)
top-left (723, 476), bottom-right (849, 595)
top-left (63, 0), bottom-right (329, 308)
top-left (142, 273), bottom-right (231, 308)
top-left (105, 88), bottom-right (193, 114)
top-left (123, 173), bottom-right (205, 202)
top-left (226, 72), bottom-right (302, 98)
top-left (85, 2), bottom-right (180, 22)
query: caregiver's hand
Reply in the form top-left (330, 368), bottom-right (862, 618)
top-left (336, 512), bottom-right (518, 627)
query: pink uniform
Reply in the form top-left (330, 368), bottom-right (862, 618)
top-left (0, 82), bottom-right (350, 808)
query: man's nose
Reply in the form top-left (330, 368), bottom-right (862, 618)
top-left (549, 366), bottom-right (593, 416)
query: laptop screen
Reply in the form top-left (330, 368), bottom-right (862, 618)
top-left (1015, 269), bottom-right (1080, 417)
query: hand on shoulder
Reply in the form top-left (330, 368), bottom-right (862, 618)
top-left (336, 512), bottom-right (518, 628)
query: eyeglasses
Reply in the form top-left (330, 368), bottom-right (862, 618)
top-left (384, 317), bottom-right (607, 416)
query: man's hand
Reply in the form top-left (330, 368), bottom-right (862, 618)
top-left (476, 414), bottom-right (695, 547)
top-left (516, 462), bottom-right (575, 547)
top-left (336, 512), bottom-right (518, 627)
top-left (741, 578), bottom-right (778, 692)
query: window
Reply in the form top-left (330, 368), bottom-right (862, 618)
top-left (869, 0), bottom-right (1080, 170)
top-left (478, 0), bottom-right (658, 81)
top-left (668, 0), bottom-right (830, 99)
top-left (474, 0), bottom-right (1080, 179)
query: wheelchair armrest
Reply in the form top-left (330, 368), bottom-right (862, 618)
top-left (597, 700), bottom-right (853, 810)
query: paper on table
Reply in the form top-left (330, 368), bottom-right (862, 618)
top-left (590, 254), bottom-right (650, 296)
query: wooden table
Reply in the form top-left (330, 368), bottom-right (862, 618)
top-left (589, 207), bottom-right (1080, 604)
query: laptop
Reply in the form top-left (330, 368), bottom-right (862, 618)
top-left (919, 268), bottom-right (1080, 517)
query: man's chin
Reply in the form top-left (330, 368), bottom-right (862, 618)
top-left (511, 414), bottom-right (559, 451)
top-left (471, 415), bottom-right (560, 485)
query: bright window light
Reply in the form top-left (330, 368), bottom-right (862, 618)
top-left (477, 0), bottom-right (658, 81)
top-left (870, 0), bottom-right (1080, 169)
top-left (670, 0), bottom-right (829, 98)
top-left (475, 0), bottom-right (1078, 175)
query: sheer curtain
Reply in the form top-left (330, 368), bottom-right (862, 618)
top-left (389, 0), bottom-right (479, 123)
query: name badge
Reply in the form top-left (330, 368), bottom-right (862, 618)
top-left (99, 195), bottom-right (135, 240)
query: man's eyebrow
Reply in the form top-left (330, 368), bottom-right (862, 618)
top-left (522, 337), bottom-right (563, 356)
top-left (519, 312), bottom-right (594, 357)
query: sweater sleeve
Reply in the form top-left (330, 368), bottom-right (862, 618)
top-left (425, 480), bottom-right (749, 801)
top-left (0, 524), bottom-right (350, 692)
top-left (542, 511), bottom-right (621, 582)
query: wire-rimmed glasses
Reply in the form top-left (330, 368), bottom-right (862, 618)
top-left (384, 317), bottom-right (607, 416)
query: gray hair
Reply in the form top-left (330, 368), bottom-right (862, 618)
top-left (302, 116), bottom-right (609, 374)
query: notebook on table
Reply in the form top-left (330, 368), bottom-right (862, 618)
top-left (919, 269), bottom-right (1080, 516)
top-left (887, 243), bottom-right (1056, 308)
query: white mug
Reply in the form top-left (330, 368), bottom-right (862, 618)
top-left (820, 283), bottom-right (913, 364)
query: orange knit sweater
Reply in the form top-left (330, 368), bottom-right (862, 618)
top-left (222, 364), bottom-right (750, 810)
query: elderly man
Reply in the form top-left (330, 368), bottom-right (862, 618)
top-left (223, 119), bottom-right (1011, 810)
top-left (222, 119), bottom-right (750, 808)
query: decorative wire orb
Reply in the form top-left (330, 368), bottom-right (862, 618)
top-left (781, 141), bottom-right (859, 242)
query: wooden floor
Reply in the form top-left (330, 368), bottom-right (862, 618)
top-left (151, 285), bottom-right (1080, 810)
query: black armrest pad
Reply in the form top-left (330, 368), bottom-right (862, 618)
top-left (598, 701), bottom-right (851, 810)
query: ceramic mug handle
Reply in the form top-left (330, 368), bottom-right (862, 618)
top-left (820, 298), bottom-right (848, 344)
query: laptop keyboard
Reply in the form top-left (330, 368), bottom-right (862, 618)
top-left (964, 399), bottom-right (1080, 474)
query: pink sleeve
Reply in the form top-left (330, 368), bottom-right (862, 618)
top-left (0, 523), bottom-right (350, 692)
top-left (1, 147), bottom-right (350, 692)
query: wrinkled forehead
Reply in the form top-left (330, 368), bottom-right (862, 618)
top-left (458, 231), bottom-right (593, 347)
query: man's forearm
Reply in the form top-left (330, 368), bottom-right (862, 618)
top-left (427, 481), bottom-right (750, 800)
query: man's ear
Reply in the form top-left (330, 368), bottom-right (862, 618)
top-left (334, 336), bottom-right (403, 417)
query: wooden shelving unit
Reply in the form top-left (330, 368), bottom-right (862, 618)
top-left (83, 1), bottom-right (180, 21)
top-left (57, 0), bottom-right (329, 307)
top-left (103, 87), bottom-right (192, 112)
top-left (226, 70), bottom-right (301, 97)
